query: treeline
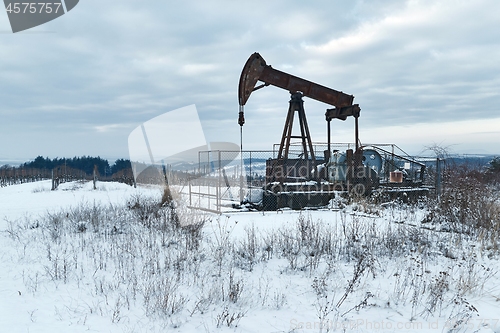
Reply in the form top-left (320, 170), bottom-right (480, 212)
top-left (444, 156), bottom-right (500, 184)
top-left (1, 156), bottom-right (135, 188)
top-left (21, 156), bottom-right (132, 176)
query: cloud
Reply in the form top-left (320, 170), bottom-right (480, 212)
top-left (93, 123), bottom-right (132, 133)
top-left (0, 0), bottom-right (499, 162)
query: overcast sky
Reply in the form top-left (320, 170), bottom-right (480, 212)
top-left (1, 0), bottom-right (499, 164)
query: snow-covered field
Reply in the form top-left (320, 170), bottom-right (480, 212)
top-left (1, 180), bottom-right (499, 333)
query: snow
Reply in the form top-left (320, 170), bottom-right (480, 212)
top-left (0, 181), bottom-right (158, 333)
top-left (1, 180), bottom-right (499, 332)
top-left (0, 180), bottom-right (146, 222)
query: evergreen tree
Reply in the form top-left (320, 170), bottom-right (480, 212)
top-left (487, 156), bottom-right (500, 173)
top-left (111, 159), bottom-right (132, 174)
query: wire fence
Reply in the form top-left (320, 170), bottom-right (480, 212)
top-left (0, 165), bottom-right (137, 189)
top-left (0, 143), bottom-right (443, 212)
top-left (184, 143), bottom-right (444, 212)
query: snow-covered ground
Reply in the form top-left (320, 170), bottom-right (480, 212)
top-left (1, 180), bottom-right (499, 333)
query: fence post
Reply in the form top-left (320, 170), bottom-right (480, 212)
top-left (218, 151), bottom-right (221, 213)
top-left (249, 151), bottom-right (252, 202)
top-left (240, 150), bottom-right (244, 204)
top-left (436, 158), bottom-right (442, 199)
top-left (132, 164), bottom-right (137, 188)
top-left (93, 165), bottom-right (97, 190)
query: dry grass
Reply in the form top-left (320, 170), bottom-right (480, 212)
top-left (4, 179), bottom-right (499, 331)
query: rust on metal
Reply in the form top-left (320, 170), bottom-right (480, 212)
top-left (238, 52), bottom-right (267, 107)
top-left (325, 104), bottom-right (360, 121)
top-left (276, 92), bottom-right (316, 161)
top-left (238, 52), bottom-right (354, 108)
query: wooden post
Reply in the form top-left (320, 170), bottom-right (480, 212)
top-left (93, 165), bottom-right (97, 190)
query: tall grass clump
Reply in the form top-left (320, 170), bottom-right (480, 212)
top-left (3, 179), bottom-right (499, 331)
top-left (426, 162), bottom-right (500, 250)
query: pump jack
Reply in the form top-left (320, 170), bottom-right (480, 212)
top-left (235, 52), bottom-right (429, 210)
top-left (239, 52), bottom-right (361, 160)
top-left (236, 53), bottom-right (372, 209)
